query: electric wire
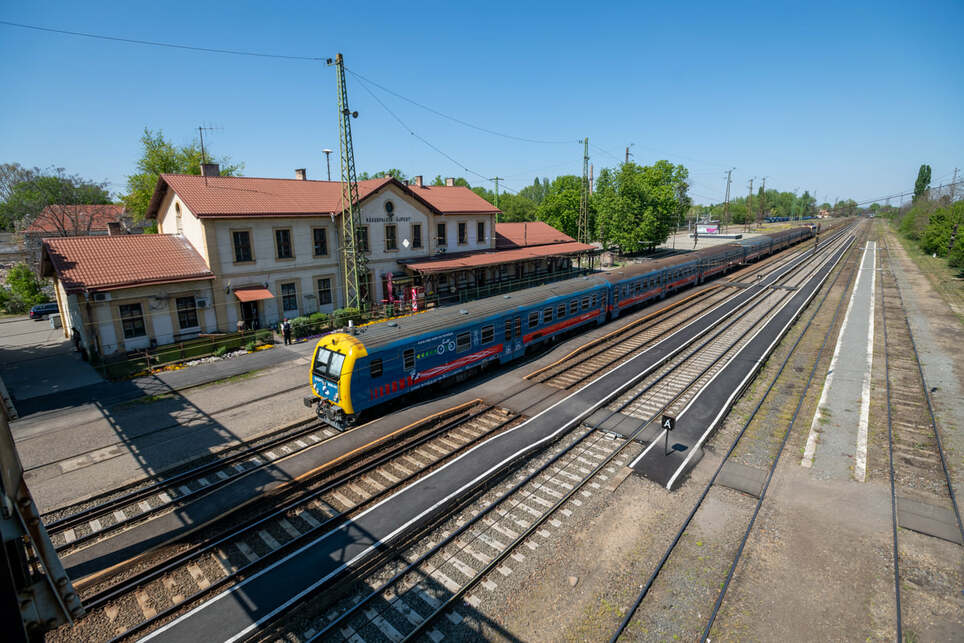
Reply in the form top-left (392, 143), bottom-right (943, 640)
top-left (0, 20), bottom-right (324, 61)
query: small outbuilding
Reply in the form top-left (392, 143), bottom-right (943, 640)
top-left (42, 235), bottom-right (216, 357)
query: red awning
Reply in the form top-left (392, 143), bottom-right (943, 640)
top-left (234, 287), bottom-right (274, 302)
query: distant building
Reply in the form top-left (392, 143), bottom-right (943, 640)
top-left (21, 204), bottom-right (131, 269)
top-left (42, 234), bottom-right (216, 356)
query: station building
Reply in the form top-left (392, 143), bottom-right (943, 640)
top-left (41, 166), bottom-right (594, 357)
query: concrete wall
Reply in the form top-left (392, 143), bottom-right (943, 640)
top-left (156, 190), bottom-right (208, 263)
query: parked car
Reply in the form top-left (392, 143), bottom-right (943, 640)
top-left (29, 302), bottom-right (59, 320)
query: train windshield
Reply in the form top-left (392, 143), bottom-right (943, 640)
top-left (313, 347), bottom-right (345, 381)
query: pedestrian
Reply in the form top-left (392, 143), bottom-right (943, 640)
top-left (693, 228), bottom-right (699, 249)
top-left (282, 318), bottom-right (292, 345)
top-left (236, 318), bottom-right (245, 334)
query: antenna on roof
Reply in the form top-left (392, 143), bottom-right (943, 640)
top-left (197, 123), bottom-right (223, 186)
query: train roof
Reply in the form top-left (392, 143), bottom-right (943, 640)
top-left (601, 252), bottom-right (698, 283)
top-left (349, 274), bottom-right (610, 350)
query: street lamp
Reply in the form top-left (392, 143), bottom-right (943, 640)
top-left (323, 149), bottom-right (333, 181)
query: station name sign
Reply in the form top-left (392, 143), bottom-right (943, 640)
top-left (364, 216), bottom-right (412, 223)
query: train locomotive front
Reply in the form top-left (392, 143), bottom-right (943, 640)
top-left (305, 332), bottom-right (366, 428)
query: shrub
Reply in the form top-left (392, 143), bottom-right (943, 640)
top-left (290, 315), bottom-right (310, 339)
top-left (332, 307), bottom-right (363, 327)
top-left (213, 345), bottom-right (228, 357)
top-left (244, 340), bottom-right (257, 352)
top-left (1, 263), bottom-right (48, 313)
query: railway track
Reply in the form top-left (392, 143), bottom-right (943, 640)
top-left (236, 229), bottom-right (858, 642)
top-left (607, 224), bottom-right (864, 640)
top-left (52, 225), bottom-right (856, 642)
top-left (878, 237), bottom-right (963, 641)
top-left (527, 246), bottom-right (803, 390)
top-left (47, 405), bottom-right (522, 642)
top-left (43, 419), bottom-right (338, 553)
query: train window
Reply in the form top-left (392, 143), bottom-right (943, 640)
top-left (504, 319), bottom-right (512, 341)
top-left (581, 297), bottom-right (590, 310)
top-left (543, 307), bottom-right (553, 323)
top-left (370, 358), bottom-right (383, 378)
top-left (593, 294), bottom-right (599, 307)
top-left (569, 300), bottom-right (578, 315)
top-left (403, 349), bottom-right (415, 371)
top-left (514, 317), bottom-right (522, 337)
top-left (456, 332), bottom-right (471, 352)
top-left (557, 303), bottom-right (566, 318)
top-left (481, 325), bottom-right (495, 344)
top-left (313, 347), bottom-right (345, 381)
top-left (528, 311), bottom-right (539, 328)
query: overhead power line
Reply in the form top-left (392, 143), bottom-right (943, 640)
top-left (344, 67), bottom-right (576, 146)
top-left (0, 19), bottom-right (324, 60)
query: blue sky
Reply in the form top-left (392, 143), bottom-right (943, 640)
top-left (1, 1), bottom-right (961, 206)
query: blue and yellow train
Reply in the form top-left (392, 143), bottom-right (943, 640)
top-left (306, 225), bottom-right (817, 428)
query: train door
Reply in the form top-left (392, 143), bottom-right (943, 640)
top-left (502, 315), bottom-right (524, 361)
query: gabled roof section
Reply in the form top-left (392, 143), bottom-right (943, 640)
top-left (406, 185), bottom-right (501, 215)
top-left (144, 174), bottom-right (503, 220)
top-left (26, 204), bottom-right (126, 235)
top-left (43, 234), bottom-right (214, 293)
top-left (495, 222), bottom-right (575, 248)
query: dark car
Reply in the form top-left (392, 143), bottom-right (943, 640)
top-left (29, 302), bottom-right (59, 320)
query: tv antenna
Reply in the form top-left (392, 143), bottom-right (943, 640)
top-left (197, 124), bottom-right (223, 185)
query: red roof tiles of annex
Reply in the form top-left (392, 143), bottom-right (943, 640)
top-left (43, 235), bottom-right (214, 293)
top-left (25, 204), bottom-right (126, 234)
top-left (402, 241), bottom-right (593, 274)
top-left (495, 221), bottom-right (576, 248)
top-left (147, 175), bottom-right (500, 219)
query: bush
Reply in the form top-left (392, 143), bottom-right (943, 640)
top-left (244, 341), bottom-right (257, 352)
top-left (332, 307), bottom-right (363, 327)
top-left (213, 345), bottom-right (228, 357)
top-left (289, 315), bottom-right (310, 339)
top-left (1, 262), bottom-right (49, 313)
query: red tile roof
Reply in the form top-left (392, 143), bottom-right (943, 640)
top-left (146, 175), bottom-right (500, 219)
top-left (495, 222), bottom-right (575, 248)
top-left (407, 185), bottom-right (501, 215)
top-left (43, 235), bottom-right (214, 293)
top-left (25, 204), bottom-right (125, 234)
top-left (402, 241), bottom-right (593, 274)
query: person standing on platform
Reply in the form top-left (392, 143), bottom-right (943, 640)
top-left (282, 318), bottom-right (292, 345)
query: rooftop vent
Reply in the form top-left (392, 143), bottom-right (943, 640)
top-left (295, 168), bottom-right (307, 180)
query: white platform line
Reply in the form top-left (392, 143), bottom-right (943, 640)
top-left (854, 242), bottom-right (876, 482)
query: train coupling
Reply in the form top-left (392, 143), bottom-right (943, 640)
top-left (303, 396), bottom-right (320, 408)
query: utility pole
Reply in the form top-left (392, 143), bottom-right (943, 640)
top-left (323, 149), bottom-right (333, 181)
top-left (745, 178), bottom-right (754, 233)
top-left (722, 168), bottom-right (734, 234)
top-left (492, 177), bottom-right (503, 216)
top-left (759, 176), bottom-right (767, 225)
top-left (578, 137), bottom-right (590, 246)
top-left (951, 168), bottom-right (959, 201)
top-left (625, 143), bottom-right (634, 165)
top-left (327, 53), bottom-right (368, 311)
top-left (949, 168), bottom-right (961, 255)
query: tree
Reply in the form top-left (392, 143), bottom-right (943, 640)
top-left (430, 175), bottom-right (470, 187)
top-left (122, 128), bottom-right (242, 221)
top-left (914, 164), bottom-right (932, 202)
top-left (0, 167), bottom-right (110, 233)
top-left (0, 262), bottom-right (49, 313)
top-left (593, 160), bottom-right (690, 252)
top-left (359, 168), bottom-right (409, 182)
top-left (534, 175), bottom-right (585, 239)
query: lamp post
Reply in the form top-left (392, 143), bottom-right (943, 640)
top-left (323, 149), bottom-right (333, 181)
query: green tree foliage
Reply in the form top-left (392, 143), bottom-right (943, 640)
top-left (0, 262), bottom-right (49, 313)
top-left (470, 185), bottom-right (538, 223)
top-left (122, 128), bottom-right (242, 221)
top-left (359, 169), bottom-right (409, 182)
top-left (430, 175), bottom-right (470, 187)
top-left (517, 177), bottom-right (550, 205)
top-left (594, 161), bottom-right (691, 252)
top-left (0, 167), bottom-right (110, 232)
top-left (534, 175), bottom-right (586, 240)
top-left (913, 164), bottom-right (932, 202)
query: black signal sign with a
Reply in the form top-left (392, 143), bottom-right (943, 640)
top-left (662, 415), bottom-right (676, 432)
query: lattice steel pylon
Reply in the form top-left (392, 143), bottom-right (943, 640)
top-left (578, 137), bottom-right (589, 245)
top-left (327, 53), bottom-right (368, 310)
